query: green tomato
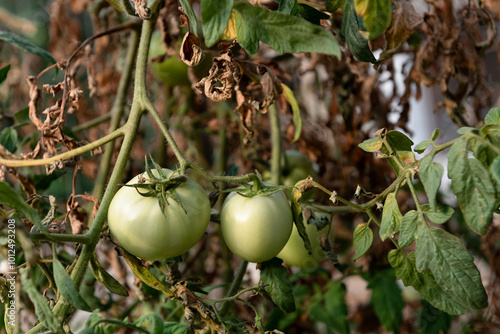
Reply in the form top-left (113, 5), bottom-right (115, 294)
top-left (282, 150), bottom-right (319, 186)
top-left (108, 169), bottom-right (210, 261)
top-left (149, 32), bottom-right (190, 86)
top-left (277, 222), bottom-right (326, 269)
top-left (220, 187), bottom-right (293, 263)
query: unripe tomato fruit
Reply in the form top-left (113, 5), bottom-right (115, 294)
top-left (108, 169), bottom-right (210, 261)
top-left (277, 222), bottom-right (327, 269)
top-left (221, 188), bottom-right (293, 263)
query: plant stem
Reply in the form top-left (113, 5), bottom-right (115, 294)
top-left (269, 104), bottom-right (282, 185)
top-left (30, 233), bottom-right (92, 244)
top-left (72, 113), bottom-right (112, 133)
top-left (0, 128), bottom-right (126, 167)
top-left (93, 29), bottom-right (140, 200)
top-left (219, 260), bottom-right (248, 314)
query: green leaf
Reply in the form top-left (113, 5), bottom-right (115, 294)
top-left (457, 126), bottom-right (476, 134)
top-left (291, 188), bottom-right (313, 254)
top-left (260, 258), bottom-right (296, 313)
top-left (309, 281), bottom-right (350, 334)
top-left (419, 154), bottom-right (443, 211)
top-left (53, 258), bottom-right (92, 312)
top-left (415, 227), bottom-right (488, 311)
top-left (20, 268), bottom-right (61, 333)
top-left (492, 157), bottom-right (500, 184)
top-left (448, 139), bottom-right (496, 235)
top-left (163, 322), bottom-right (191, 334)
top-left (14, 107), bottom-right (30, 124)
top-left (386, 130), bottom-right (414, 151)
top-left (276, 0), bottom-right (297, 14)
top-left (120, 247), bottom-right (175, 298)
top-left (388, 250), bottom-right (467, 315)
top-left (89, 254), bottom-right (129, 296)
top-left (341, 0), bottom-right (377, 62)
top-left (380, 192), bottom-right (402, 240)
top-left (421, 204), bottom-right (454, 225)
top-left (0, 31), bottom-right (56, 63)
top-left (431, 128), bottom-right (440, 141)
top-left (0, 64), bottom-right (11, 90)
top-left (367, 270), bottom-right (404, 332)
top-left (471, 141), bottom-right (498, 167)
top-left (354, 0), bottom-right (392, 39)
top-left (135, 314), bottom-right (164, 334)
top-left (0, 127), bottom-right (18, 153)
top-left (358, 137), bottom-right (383, 152)
top-left (297, 4), bottom-right (330, 25)
top-left (233, 2), bottom-right (341, 56)
top-left (179, 0), bottom-right (199, 37)
top-left (418, 299), bottom-right (453, 334)
top-left (0, 181), bottom-right (48, 235)
top-left (484, 107), bottom-right (500, 125)
top-left (201, 0), bottom-right (234, 47)
top-left (398, 210), bottom-right (418, 248)
top-left (353, 223), bottom-right (373, 260)
top-left (325, 0), bottom-right (342, 12)
top-left (414, 139), bottom-right (431, 154)
top-left (281, 83), bottom-right (302, 142)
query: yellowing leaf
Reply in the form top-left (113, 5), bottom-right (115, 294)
top-left (221, 12), bottom-right (236, 41)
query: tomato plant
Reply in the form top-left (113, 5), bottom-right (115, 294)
top-left (1, 0), bottom-right (499, 333)
top-left (108, 168), bottom-right (210, 261)
top-left (220, 186), bottom-right (293, 263)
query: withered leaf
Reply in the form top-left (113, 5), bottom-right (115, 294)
top-left (180, 32), bottom-right (205, 67)
top-left (380, 0), bottom-right (423, 61)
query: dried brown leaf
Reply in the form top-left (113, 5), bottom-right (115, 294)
top-left (180, 32), bottom-right (205, 67)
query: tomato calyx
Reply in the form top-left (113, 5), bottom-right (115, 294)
top-left (124, 156), bottom-right (189, 216)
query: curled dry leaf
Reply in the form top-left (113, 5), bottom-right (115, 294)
top-left (195, 52), bottom-right (239, 102)
top-left (131, 0), bottom-right (151, 20)
top-left (180, 32), bottom-right (205, 67)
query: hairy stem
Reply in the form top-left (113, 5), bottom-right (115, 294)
top-left (269, 104), bottom-right (282, 185)
top-left (93, 29), bottom-right (140, 200)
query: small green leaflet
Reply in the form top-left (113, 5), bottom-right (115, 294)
top-left (414, 139), bottom-right (431, 154)
top-left (379, 192), bottom-right (402, 240)
top-left (0, 31), bottom-right (56, 63)
top-left (233, 2), bottom-right (341, 56)
top-left (354, 0), bottom-right (392, 40)
top-left (309, 281), bottom-right (350, 334)
top-left (0, 64), bottom-right (11, 90)
top-left (53, 258), bottom-right (92, 312)
top-left (358, 137), bottom-right (383, 152)
top-left (201, 0), bottom-right (234, 47)
top-left (398, 210), bottom-right (418, 248)
top-left (448, 138), bottom-right (496, 235)
top-left (419, 154), bottom-right (443, 210)
top-left (281, 83), bottom-right (302, 142)
top-left (484, 107), bottom-right (500, 125)
top-left (260, 258), bottom-right (296, 313)
top-left (415, 227), bottom-right (488, 311)
top-left (0, 127), bottom-right (18, 153)
top-left (367, 270), bottom-right (404, 332)
top-left (421, 204), bottom-right (454, 225)
top-left (341, 0), bottom-right (377, 62)
top-left (353, 223), bottom-right (373, 260)
top-left (388, 250), bottom-right (467, 315)
top-left (179, 0), bottom-right (199, 37)
top-left (20, 268), bottom-right (61, 333)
